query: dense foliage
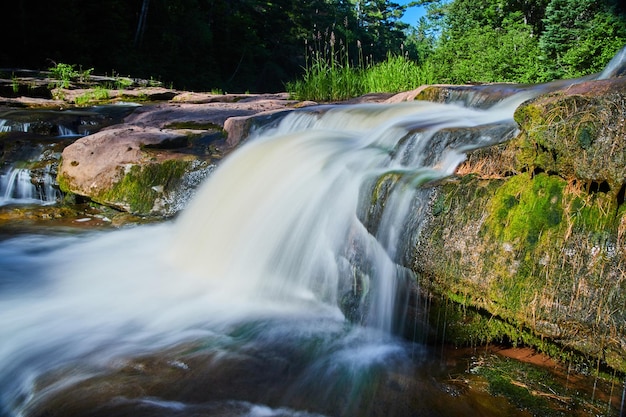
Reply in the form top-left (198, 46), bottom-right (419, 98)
top-left (3, 0), bottom-right (409, 92)
top-left (2, 0), bottom-right (625, 93)
top-left (423, 0), bottom-right (626, 84)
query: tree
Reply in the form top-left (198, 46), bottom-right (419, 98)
top-left (428, 0), bottom-right (544, 83)
top-left (539, 0), bottom-right (626, 80)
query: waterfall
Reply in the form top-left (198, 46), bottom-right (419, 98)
top-left (171, 98), bottom-right (525, 332)
top-left (0, 105), bottom-right (137, 207)
top-left (0, 166), bottom-right (61, 206)
top-left (0, 96), bottom-right (531, 416)
top-left (598, 45), bottom-right (626, 79)
top-left (57, 125), bottom-right (81, 137)
top-left (0, 119), bottom-right (31, 133)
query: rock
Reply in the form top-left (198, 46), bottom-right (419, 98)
top-left (223, 109), bottom-right (292, 148)
top-left (513, 78), bottom-right (626, 197)
top-left (57, 126), bottom-right (215, 216)
top-left (414, 76), bottom-right (626, 373)
top-left (56, 94), bottom-right (301, 216)
top-left (51, 87), bottom-right (179, 105)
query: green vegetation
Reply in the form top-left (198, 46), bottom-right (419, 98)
top-left (4, 0), bottom-right (624, 94)
top-left (288, 0), bottom-right (626, 100)
top-left (287, 50), bottom-right (435, 101)
top-left (3, 0), bottom-right (409, 93)
top-left (100, 159), bottom-right (190, 215)
top-left (485, 173), bottom-right (564, 249)
top-left (48, 63), bottom-right (93, 88)
top-left (421, 166), bottom-right (626, 372)
top-left (74, 86), bottom-right (110, 106)
top-left (417, 87), bottom-right (626, 371)
top-left (469, 353), bottom-right (618, 416)
top-left (427, 0), bottom-right (626, 84)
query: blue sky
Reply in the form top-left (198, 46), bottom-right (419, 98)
top-left (398, 1), bottom-right (427, 26)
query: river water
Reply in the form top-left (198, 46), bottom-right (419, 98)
top-left (1, 49), bottom-right (626, 416)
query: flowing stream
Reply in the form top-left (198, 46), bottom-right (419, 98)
top-left (0, 96), bottom-right (531, 417)
top-left (1, 51), bottom-right (625, 416)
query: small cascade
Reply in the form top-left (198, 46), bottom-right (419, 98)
top-left (0, 105), bottom-right (137, 207)
top-left (598, 45), bottom-right (626, 79)
top-left (171, 97), bottom-right (526, 333)
top-left (0, 166), bottom-right (61, 206)
top-left (0, 119), bottom-right (31, 133)
top-left (56, 125), bottom-right (80, 137)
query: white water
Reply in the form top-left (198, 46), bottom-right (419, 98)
top-left (0, 120), bottom-right (31, 133)
top-left (598, 45), bottom-right (626, 79)
top-left (0, 97), bottom-right (528, 416)
top-left (0, 167), bottom-right (60, 206)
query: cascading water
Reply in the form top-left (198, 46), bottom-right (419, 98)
top-left (0, 105), bottom-right (138, 206)
top-left (1, 48), bottom-right (625, 414)
top-left (170, 98), bottom-right (525, 334)
top-left (0, 95), bottom-right (531, 417)
top-left (0, 165), bottom-right (61, 206)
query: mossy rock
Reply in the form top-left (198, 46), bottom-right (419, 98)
top-left (94, 158), bottom-right (213, 216)
top-left (512, 80), bottom-right (626, 199)
top-left (416, 171), bottom-right (626, 373)
top-left (59, 156), bottom-right (214, 217)
top-left (414, 84), bottom-right (526, 108)
top-left (412, 78), bottom-right (626, 373)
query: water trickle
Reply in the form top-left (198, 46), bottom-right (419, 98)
top-left (598, 45), bottom-right (626, 79)
top-left (0, 119), bottom-right (31, 133)
top-left (56, 125), bottom-right (80, 137)
top-left (0, 166), bottom-right (60, 206)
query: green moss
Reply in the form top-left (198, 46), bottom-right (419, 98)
top-left (430, 297), bottom-right (566, 359)
top-left (484, 172), bottom-right (564, 250)
top-left (420, 171), bottom-right (626, 373)
top-left (370, 172), bottom-right (401, 206)
top-left (569, 190), bottom-right (618, 232)
top-left (56, 164), bottom-right (73, 194)
top-left (101, 159), bottom-right (189, 214)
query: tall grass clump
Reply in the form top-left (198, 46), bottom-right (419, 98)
top-left (287, 28), bottom-right (436, 102)
top-left (364, 54), bottom-right (435, 93)
top-left (287, 30), bottom-right (365, 102)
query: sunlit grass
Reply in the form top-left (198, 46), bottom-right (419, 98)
top-left (287, 35), bottom-right (436, 101)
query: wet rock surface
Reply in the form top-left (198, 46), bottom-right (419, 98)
top-left (415, 76), bottom-right (626, 374)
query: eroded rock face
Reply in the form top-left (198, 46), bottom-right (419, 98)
top-left (414, 76), bottom-right (626, 373)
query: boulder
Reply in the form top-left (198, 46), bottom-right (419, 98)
top-left (414, 76), bottom-right (626, 372)
top-left (57, 126), bottom-right (215, 216)
top-left (57, 94), bottom-right (300, 216)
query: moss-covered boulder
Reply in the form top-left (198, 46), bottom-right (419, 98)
top-left (57, 127), bottom-right (215, 216)
top-left (414, 77), bottom-right (626, 373)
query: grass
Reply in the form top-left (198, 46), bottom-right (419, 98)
top-left (286, 32), bottom-right (436, 101)
top-left (49, 63), bottom-right (93, 88)
top-left (74, 86), bottom-right (110, 106)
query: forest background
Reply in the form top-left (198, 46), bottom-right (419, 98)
top-left (2, 0), bottom-right (626, 95)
